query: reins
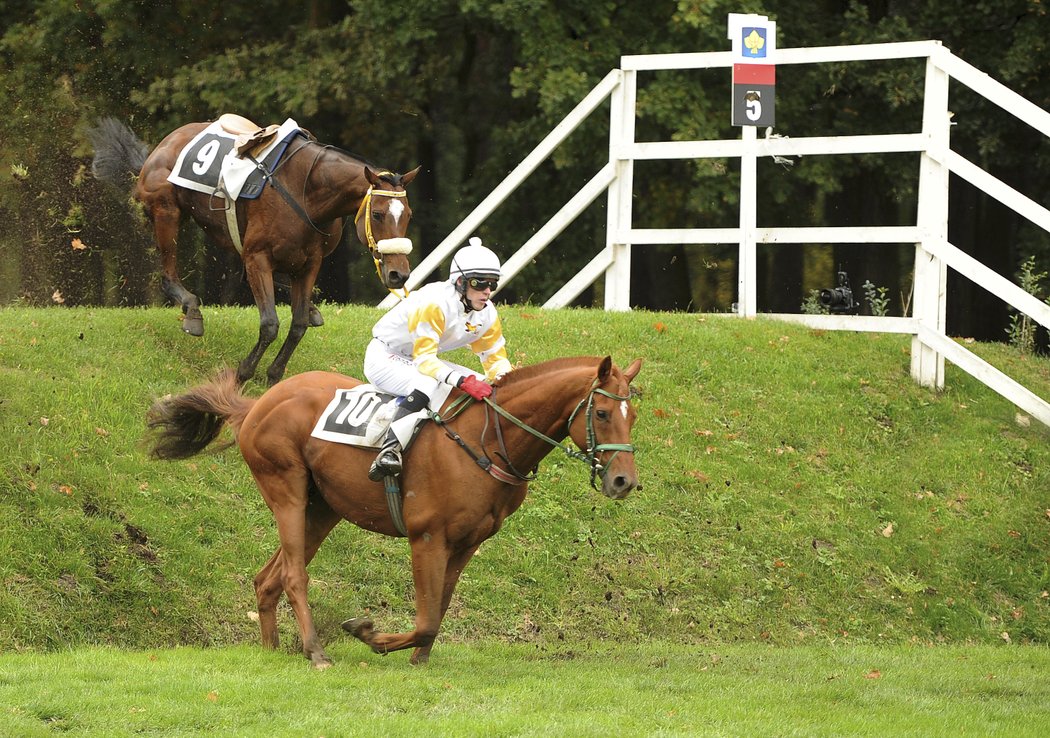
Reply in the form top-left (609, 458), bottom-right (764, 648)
top-left (246, 135), bottom-right (330, 236)
top-left (431, 380), bottom-right (635, 489)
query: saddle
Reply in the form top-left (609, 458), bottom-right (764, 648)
top-left (217, 113), bottom-right (281, 158)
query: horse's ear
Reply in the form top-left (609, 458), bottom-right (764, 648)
top-left (597, 356), bottom-right (613, 383)
top-left (364, 167), bottom-right (382, 186)
top-left (400, 165), bottom-right (422, 186)
top-left (623, 358), bottom-right (642, 383)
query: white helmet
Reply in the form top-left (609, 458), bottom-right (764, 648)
top-left (449, 237), bottom-right (501, 281)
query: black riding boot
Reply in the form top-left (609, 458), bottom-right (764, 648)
top-left (368, 429), bottom-right (403, 481)
top-left (367, 389), bottom-right (429, 482)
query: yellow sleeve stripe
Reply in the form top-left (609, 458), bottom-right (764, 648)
top-left (408, 302), bottom-right (447, 380)
top-left (471, 314), bottom-right (504, 353)
top-left (408, 302), bottom-right (446, 337)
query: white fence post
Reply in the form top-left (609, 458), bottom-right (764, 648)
top-left (912, 52), bottom-right (950, 388)
top-left (604, 69), bottom-right (635, 310)
top-left (738, 125), bottom-right (759, 316)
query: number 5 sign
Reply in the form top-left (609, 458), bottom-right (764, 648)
top-left (728, 13), bottom-right (776, 127)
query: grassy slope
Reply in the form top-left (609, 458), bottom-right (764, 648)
top-left (1, 304), bottom-right (1048, 652)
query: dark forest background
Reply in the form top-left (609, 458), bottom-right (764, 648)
top-left (1, 0), bottom-right (1048, 343)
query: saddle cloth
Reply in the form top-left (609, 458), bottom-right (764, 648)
top-left (166, 117), bottom-right (301, 200)
top-left (310, 383), bottom-right (453, 449)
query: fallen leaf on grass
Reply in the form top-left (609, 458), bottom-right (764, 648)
top-left (881, 522), bottom-right (894, 538)
top-left (52, 289), bottom-right (65, 304)
top-left (863, 670), bottom-right (881, 680)
top-left (71, 238), bottom-right (87, 251)
top-left (206, 691), bottom-right (218, 702)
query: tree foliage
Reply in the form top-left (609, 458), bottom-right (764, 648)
top-left (1, 0), bottom-right (1048, 340)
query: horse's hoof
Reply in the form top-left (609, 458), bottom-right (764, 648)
top-left (182, 317), bottom-right (204, 337)
top-left (309, 306), bottom-right (324, 327)
top-left (341, 617), bottom-right (373, 639)
top-left (311, 654), bottom-right (334, 670)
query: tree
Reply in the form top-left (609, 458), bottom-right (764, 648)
top-left (1, 0), bottom-right (1048, 344)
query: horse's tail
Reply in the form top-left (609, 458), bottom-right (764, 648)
top-left (87, 117), bottom-right (150, 188)
top-left (146, 369), bottom-right (256, 461)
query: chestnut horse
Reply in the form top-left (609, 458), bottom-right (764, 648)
top-left (90, 117), bottom-right (420, 384)
top-left (146, 355), bottom-right (642, 667)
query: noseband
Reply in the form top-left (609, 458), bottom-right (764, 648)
top-left (354, 178), bottom-right (411, 298)
top-left (565, 382), bottom-right (637, 489)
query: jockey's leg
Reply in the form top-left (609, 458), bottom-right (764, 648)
top-left (368, 389), bottom-right (430, 481)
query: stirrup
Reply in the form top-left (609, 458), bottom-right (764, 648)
top-left (368, 446), bottom-right (402, 482)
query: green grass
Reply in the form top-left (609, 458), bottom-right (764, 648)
top-left (0, 642), bottom-right (1047, 737)
top-left (1, 303), bottom-right (1049, 656)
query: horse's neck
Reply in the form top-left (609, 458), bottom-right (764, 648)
top-left (494, 367), bottom-right (591, 466)
top-left (306, 149), bottom-right (370, 221)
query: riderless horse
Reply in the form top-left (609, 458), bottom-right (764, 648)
top-left (90, 115), bottom-right (420, 384)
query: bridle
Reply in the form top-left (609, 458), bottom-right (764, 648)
top-left (354, 176), bottom-right (412, 299)
top-left (435, 379), bottom-right (636, 489)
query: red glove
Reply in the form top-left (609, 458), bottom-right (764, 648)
top-left (458, 375), bottom-right (493, 400)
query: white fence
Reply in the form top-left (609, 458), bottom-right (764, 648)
top-left (382, 40), bottom-right (1050, 427)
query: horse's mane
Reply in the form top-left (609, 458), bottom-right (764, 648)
top-left (318, 143), bottom-right (407, 185)
top-left (495, 356), bottom-right (600, 388)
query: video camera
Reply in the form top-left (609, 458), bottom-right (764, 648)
top-left (819, 271), bottom-right (857, 314)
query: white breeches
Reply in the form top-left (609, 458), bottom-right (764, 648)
top-left (363, 338), bottom-right (479, 403)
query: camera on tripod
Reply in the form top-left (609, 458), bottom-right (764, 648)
top-left (819, 271), bottom-right (857, 314)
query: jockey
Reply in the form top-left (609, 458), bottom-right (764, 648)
top-left (363, 236), bottom-right (513, 481)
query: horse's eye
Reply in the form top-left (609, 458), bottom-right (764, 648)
top-left (372, 211), bottom-right (384, 221)
top-left (596, 409), bottom-right (610, 421)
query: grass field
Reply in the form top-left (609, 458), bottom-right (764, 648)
top-left (1, 642), bottom-right (1047, 736)
top-left (1, 303), bottom-right (1049, 734)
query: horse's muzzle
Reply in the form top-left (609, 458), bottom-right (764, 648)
top-left (602, 472), bottom-right (639, 500)
top-left (385, 269), bottom-right (409, 289)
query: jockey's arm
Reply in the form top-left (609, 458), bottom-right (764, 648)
top-left (472, 314), bottom-right (513, 381)
top-left (408, 302), bottom-right (460, 385)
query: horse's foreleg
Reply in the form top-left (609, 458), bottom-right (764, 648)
top-left (239, 254), bottom-right (279, 384)
top-left (344, 534), bottom-right (461, 664)
top-left (410, 544), bottom-right (479, 665)
top-left (264, 269), bottom-right (318, 386)
top-left (152, 202), bottom-right (203, 336)
top-left (253, 494), bottom-right (341, 653)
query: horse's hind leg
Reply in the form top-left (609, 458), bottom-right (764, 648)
top-left (150, 197), bottom-right (204, 336)
top-left (253, 547), bottom-right (284, 649)
top-left (254, 493), bottom-right (341, 653)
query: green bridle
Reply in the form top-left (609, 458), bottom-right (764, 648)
top-left (481, 380), bottom-right (636, 489)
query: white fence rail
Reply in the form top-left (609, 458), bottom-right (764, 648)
top-left (383, 41), bottom-right (1050, 427)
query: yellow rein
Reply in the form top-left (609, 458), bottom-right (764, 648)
top-left (354, 179), bottom-right (410, 299)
